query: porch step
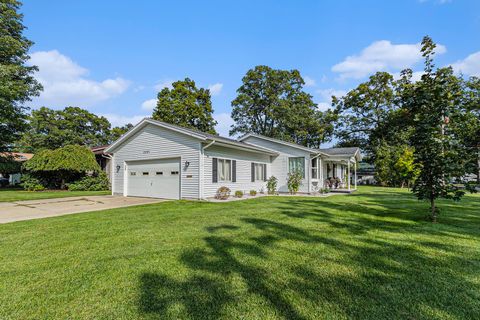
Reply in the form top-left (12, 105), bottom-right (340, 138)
top-left (330, 189), bottom-right (356, 194)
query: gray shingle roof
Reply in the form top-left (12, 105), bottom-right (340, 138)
top-left (318, 147), bottom-right (360, 157)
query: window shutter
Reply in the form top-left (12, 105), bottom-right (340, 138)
top-left (263, 164), bottom-right (267, 181)
top-left (251, 162), bottom-right (255, 182)
top-left (212, 158), bottom-right (218, 183)
top-left (232, 160), bottom-right (236, 182)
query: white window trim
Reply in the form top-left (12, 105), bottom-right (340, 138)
top-left (217, 158), bottom-right (232, 182)
top-left (253, 163), bottom-right (265, 181)
top-left (288, 157), bottom-right (305, 178)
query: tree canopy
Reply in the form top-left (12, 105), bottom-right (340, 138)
top-left (230, 65), bottom-right (334, 147)
top-left (152, 78), bottom-right (217, 134)
top-left (17, 106), bottom-right (124, 152)
top-left (0, 0), bottom-right (42, 152)
top-left (332, 72), bottom-right (398, 158)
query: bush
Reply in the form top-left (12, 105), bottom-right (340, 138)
top-left (266, 176), bottom-right (278, 195)
top-left (235, 190), bottom-right (244, 198)
top-left (23, 145), bottom-right (101, 189)
top-left (249, 190), bottom-right (257, 196)
top-left (21, 174), bottom-right (45, 191)
top-left (287, 171), bottom-right (303, 194)
top-left (215, 186), bottom-right (231, 200)
top-left (68, 172), bottom-right (110, 191)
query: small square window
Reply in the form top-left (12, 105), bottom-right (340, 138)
top-left (130, 172), bottom-right (136, 176)
top-left (142, 172), bottom-right (149, 176)
top-left (171, 171), bottom-right (179, 175)
top-left (156, 172), bottom-right (163, 175)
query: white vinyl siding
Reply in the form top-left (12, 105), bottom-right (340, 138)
top-left (110, 123), bottom-right (200, 199)
top-left (203, 145), bottom-right (270, 198)
top-left (241, 136), bottom-right (311, 193)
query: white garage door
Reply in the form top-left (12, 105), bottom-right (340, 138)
top-left (126, 158), bottom-right (180, 199)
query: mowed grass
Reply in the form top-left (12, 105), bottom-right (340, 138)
top-left (0, 188), bottom-right (110, 202)
top-left (0, 187), bottom-right (479, 319)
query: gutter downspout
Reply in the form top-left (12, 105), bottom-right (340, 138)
top-left (200, 140), bottom-right (216, 200)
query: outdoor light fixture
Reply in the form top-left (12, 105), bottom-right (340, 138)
top-left (116, 165), bottom-right (121, 173)
top-left (184, 161), bottom-right (190, 169)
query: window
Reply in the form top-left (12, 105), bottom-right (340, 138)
top-left (253, 163), bottom-right (264, 181)
top-left (311, 159), bottom-right (318, 179)
top-left (142, 172), bottom-right (149, 176)
top-left (130, 171), bottom-right (136, 176)
top-left (171, 171), bottom-right (179, 175)
top-left (218, 159), bottom-right (232, 182)
top-left (156, 172), bottom-right (163, 175)
top-left (289, 157), bottom-right (305, 178)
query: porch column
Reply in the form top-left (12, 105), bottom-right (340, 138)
top-left (347, 161), bottom-right (351, 190)
top-left (354, 161), bottom-right (357, 190)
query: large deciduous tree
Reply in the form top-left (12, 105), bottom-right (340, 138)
top-left (403, 36), bottom-right (469, 222)
top-left (332, 72), bottom-right (398, 159)
top-left (460, 77), bottom-right (480, 184)
top-left (152, 78), bottom-right (217, 134)
top-left (0, 0), bottom-right (42, 152)
top-left (230, 65), bottom-right (333, 147)
top-left (18, 106), bottom-right (112, 152)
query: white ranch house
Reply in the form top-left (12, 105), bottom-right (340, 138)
top-left (105, 118), bottom-right (361, 199)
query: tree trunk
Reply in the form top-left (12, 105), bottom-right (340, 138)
top-left (430, 197), bottom-right (437, 223)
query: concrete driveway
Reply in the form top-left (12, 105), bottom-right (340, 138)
top-left (0, 196), bottom-right (165, 224)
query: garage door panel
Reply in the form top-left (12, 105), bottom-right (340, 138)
top-left (126, 158), bottom-right (180, 199)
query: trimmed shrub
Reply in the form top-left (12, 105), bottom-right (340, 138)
top-left (215, 186), bottom-right (231, 200)
top-left (68, 172), bottom-right (109, 191)
top-left (287, 171), bottom-right (303, 194)
top-left (249, 190), bottom-right (257, 196)
top-left (266, 176), bottom-right (278, 195)
top-left (235, 190), bottom-right (244, 198)
top-left (21, 174), bottom-right (45, 191)
top-left (23, 145), bottom-right (101, 189)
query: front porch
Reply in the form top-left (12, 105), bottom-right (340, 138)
top-left (309, 155), bottom-right (358, 193)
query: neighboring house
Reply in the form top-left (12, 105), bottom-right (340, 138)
top-left (356, 162), bottom-right (376, 185)
top-left (91, 145), bottom-right (112, 183)
top-left (0, 152), bottom-right (34, 185)
top-left (105, 118), bottom-right (361, 199)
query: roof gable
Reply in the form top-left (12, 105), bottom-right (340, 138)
top-left (105, 118), bottom-right (278, 155)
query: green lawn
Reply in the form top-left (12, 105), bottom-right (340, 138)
top-left (0, 188), bottom-right (110, 202)
top-left (0, 187), bottom-right (479, 319)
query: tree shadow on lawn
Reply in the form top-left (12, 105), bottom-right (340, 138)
top-left (137, 212), bottom-right (479, 319)
top-left (276, 191), bottom-right (480, 239)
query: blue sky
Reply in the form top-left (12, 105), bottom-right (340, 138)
top-left (22, 0), bottom-right (480, 145)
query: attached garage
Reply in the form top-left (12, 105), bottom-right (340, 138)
top-left (125, 158), bottom-right (180, 199)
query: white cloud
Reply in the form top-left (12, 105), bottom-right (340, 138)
top-left (332, 40), bottom-right (446, 80)
top-left (316, 88), bottom-right (348, 111)
top-left (101, 113), bottom-right (147, 127)
top-left (154, 80), bottom-right (174, 91)
top-left (303, 76), bottom-right (316, 87)
top-left (213, 112), bottom-right (234, 137)
top-left (29, 50), bottom-right (130, 107)
top-left (141, 98), bottom-right (157, 111)
top-left (208, 83), bottom-right (223, 96)
top-left (451, 51), bottom-right (480, 77)
top-left (317, 102), bottom-right (332, 111)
